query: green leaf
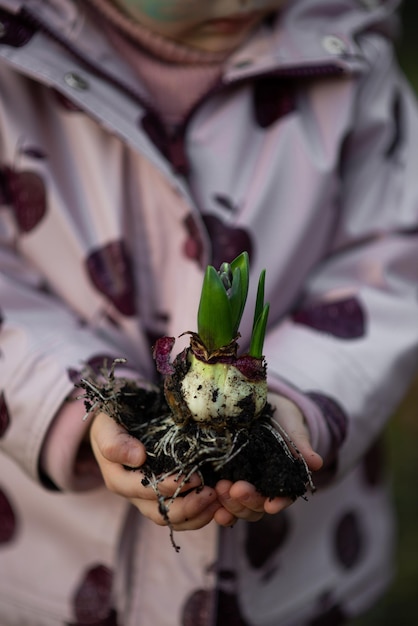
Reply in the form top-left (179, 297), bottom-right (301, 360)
top-left (252, 268), bottom-right (266, 338)
top-left (249, 302), bottom-right (269, 358)
top-left (228, 267), bottom-right (242, 337)
top-left (197, 265), bottom-right (233, 352)
top-left (229, 252), bottom-right (249, 333)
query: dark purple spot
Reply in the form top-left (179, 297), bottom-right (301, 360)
top-left (201, 214), bottom-right (253, 269)
top-left (292, 297), bottom-right (366, 339)
top-left (0, 9), bottom-right (37, 47)
top-left (0, 488), bottom-right (18, 544)
top-left (362, 437), bottom-right (386, 487)
top-left (141, 112), bottom-right (189, 175)
top-left (86, 241), bottom-right (136, 316)
top-left (0, 393), bottom-right (10, 438)
top-left (182, 589), bottom-right (213, 626)
top-left (253, 77), bottom-right (296, 128)
top-left (71, 565), bottom-right (113, 623)
top-left (7, 169), bottom-right (47, 233)
top-left (216, 591), bottom-right (250, 626)
top-left (183, 211), bottom-right (254, 269)
top-left (183, 214), bottom-right (205, 266)
top-left (67, 608), bottom-right (118, 626)
top-left (334, 512), bottom-right (363, 569)
top-left (245, 512), bottom-right (290, 569)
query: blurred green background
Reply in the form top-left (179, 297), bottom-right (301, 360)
top-left (351, 2), bottom-right (418, 624)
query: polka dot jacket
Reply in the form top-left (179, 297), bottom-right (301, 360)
top-left (0, 1), bottom-right (418, 625)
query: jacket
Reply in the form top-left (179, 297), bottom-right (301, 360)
top-left (0, 0), bottom-right (417, 624)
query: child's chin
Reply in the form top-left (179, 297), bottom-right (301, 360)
top-left (183, 21), bottom-right (258, 53)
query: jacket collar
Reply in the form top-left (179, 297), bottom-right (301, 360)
top-left (224, 0), bottom-right (400, 81)
top-left (0, 0), bottom-right (400, 81)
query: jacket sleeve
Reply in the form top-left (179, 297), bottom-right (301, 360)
top-left (0, 238), bottom-right (147, 490)
top-left (264, 33), bottom-right (418, 479)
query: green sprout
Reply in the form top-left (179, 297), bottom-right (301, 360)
top-left (197, 252), bottom-right (270, 357)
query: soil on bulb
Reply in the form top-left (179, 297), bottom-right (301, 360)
top-left (78, 364), bottom-right (312, 501)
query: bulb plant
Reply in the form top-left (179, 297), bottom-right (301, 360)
top-left (78, 252), bottom-right (314, 551)
top-left (157, 252), bottom-right (269, 429)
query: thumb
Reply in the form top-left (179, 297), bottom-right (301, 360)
top-left (292, 430), bottom-right (323, 472)
top-left (269, 393), bottom-right (323, 471)
top-left (90, 412), bottom-right (146, 468)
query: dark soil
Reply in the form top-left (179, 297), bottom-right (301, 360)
top-left (78, 368), bottom-right (312, 501)
top-left (209, 417), bottom-right (311, 499)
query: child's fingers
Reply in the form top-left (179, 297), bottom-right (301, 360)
top-left (264, 496), bottom-right (293, 515)
top-left (213, 507), bottom-right (237, 527)
top-left (92, 455), bottom-right (201, 506)
top-left (269, 393), bottom-right (324, 472)
top-left (151, 472), bottom-right (202, 498)
top-left (90, 411), bottom-right (146, 468)
top-left (280, 419), bottom-right (323, 472)
top-left (215, 480), bottom-right (292, 521)
top-left (132, 486), bottom-right (220, 530)
top-left (89, 460), bottom-right (150, 500)
top-left (215, 480), bottom-right (265, 522)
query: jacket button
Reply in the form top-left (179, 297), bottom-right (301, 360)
top-left (322, 35), bottom-right (348, 56)
top-left (64, 71), bottom-right (89, 91)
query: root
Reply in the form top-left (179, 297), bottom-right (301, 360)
top-left (76, 359), bottom-right (315, 550)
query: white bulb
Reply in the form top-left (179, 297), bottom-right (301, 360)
top-left (181, 353), bottom-right (267, 424)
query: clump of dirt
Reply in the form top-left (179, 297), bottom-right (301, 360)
top-left (78, 357), bottom-right (314, 550)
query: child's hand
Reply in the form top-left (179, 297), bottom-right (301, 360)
top-left (214, 479), bottom-right (290, 526)
top-left (90, 412), bottom-right (221, 530)
top-left (213, 393), bottom-right (323, 526)
top-left (90, 392), bottom-right (323, 530)
top-left (269, 392), bottom-right (324, 474)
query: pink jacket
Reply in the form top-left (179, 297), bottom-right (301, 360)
top-left (0, 1), bottom-right (417, 624)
